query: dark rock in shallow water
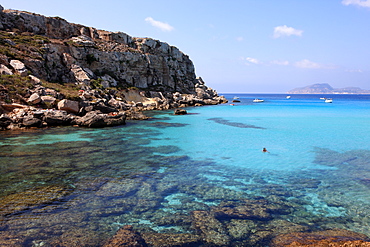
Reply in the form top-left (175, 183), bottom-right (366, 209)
top-left (174, 108), bottom-right (187, 115)
top-left (270, 229), bottom-right (370, 247)
top-left (103, 225), bottom-right (148, 247)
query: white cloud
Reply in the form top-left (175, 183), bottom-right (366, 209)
top-left (236, 37), bottom-right (244, 42)
top-left (342, 0), bottom-right (370, 8)
top-left (273, 25), bottom-right (303, 38)
top-left (346, 69), bottom-right (363, 73)
top-left (295, 59), bottom-right (337, 69)
top-left (242, 57), bottom-right (262, 65)
top-left (294, 59), bottom-right (322, 69)
top-left (271, 60), bottom-right (289, 66)
top-left (145, 17), bottom-right (174, 32)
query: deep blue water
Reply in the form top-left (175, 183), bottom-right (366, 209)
top-left (1, 93), bottom-right (370, 245)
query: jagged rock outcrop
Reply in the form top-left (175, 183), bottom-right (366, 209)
top-left (0, 7), bottom-right (197, 93)
top-left (0, 5), bottom-right (227, 130)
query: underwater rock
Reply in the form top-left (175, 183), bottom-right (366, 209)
top-left (191, 210), bottom-right (230, 246)
top-left (0, 185), bottom-right (71, 217)
top-left (0, 231), bottom-right (26, 246)
top-left (142, 232), bottom-right (201, 247)
top-left (270, 229), bottom-right (370, 247)
top-left (212, 199), bottom-right (272, 221)
top-left (49, 227), bottom-right (109, 247)
top-left (95, 178), bottom-right (140, 197)
top-left (103, 225), bottom-right (148, 247)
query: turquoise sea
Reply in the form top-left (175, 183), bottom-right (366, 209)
top-left (1, 93), bottom-right (370, 245)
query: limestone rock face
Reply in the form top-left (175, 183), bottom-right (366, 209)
top-left (0, 64), bottom-right (12, 75)
top-left (9, 60), bottom-right (28, 76)
top-left (0, 8), bottom-right (198, 94)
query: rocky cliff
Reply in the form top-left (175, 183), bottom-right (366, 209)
top-left (0, 5), bottom-right (227, 130)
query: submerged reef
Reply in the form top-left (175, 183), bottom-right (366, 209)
top-left (1, 127), bottom-right (370, 246)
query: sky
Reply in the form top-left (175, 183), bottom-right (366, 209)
top-left (1, 0), bottom-right (370, 93)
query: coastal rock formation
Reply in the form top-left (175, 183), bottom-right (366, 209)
top-left (287, 83), bottom-right (370, 94)
top-left (0, 5), bottom-right (227, 130)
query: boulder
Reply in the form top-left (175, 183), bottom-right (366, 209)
top-left (74, 111), bottom-right (126, 128)
top-left (174, 109), bottom-right (187, 115)
top-left (22, 116), bottom-right (42, 127)
top-left (9, 60), bottom-right (28, 76)
top-left (27, 93), bottom-right (42, 105)
top-left (93, 102), bottom-right (117, 113)
top-left (0, 64), bottom-right (13, 75)
top-left (57, 99), bottom-right (79, 113)
top-left (0, 114), bottom-right (12, 129)
top-left (41, 95), bottom-right (56, 105)
top-left (43, 110), bottom-right (73, 126)
top-left (28, 75), bottom-right (42, 84)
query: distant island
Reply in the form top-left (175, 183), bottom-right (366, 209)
top-left (287, 83), bottom-right (370, 94)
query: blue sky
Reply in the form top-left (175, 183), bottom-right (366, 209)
top-left (2, 0), bottom-right (370, 93)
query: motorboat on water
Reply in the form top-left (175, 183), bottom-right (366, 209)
top-left (233, 96), bottom-right (239, 99)
top-left (325, 98), bottom-right (333, 103)
top-left (253, 98), bottom-right (264, 103)
top-left (286, 95), bottom-right (291, 99)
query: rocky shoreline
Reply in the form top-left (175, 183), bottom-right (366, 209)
top-left (0, 4), bottom-right (227, 130)
top-left (0, 74), bottom-right (227, 130)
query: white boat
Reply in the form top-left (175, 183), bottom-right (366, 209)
top-left (320, 97), bottom-right (326, 100)
top-left (253, 98), bottom-right (264, 103)
top-left (325, 98), bottom-right (333, 103)
top-left (233, 96), bottom-right (239, 99)
top-left (286, 96), bottom-right (291, 99)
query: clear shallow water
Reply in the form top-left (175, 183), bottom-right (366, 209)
top-left (1, 94), bottom-right (370, 246)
